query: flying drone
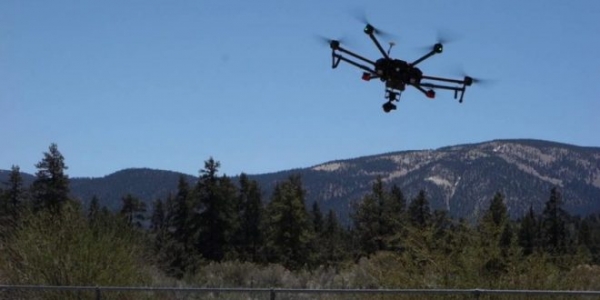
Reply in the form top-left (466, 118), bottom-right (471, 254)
top-left (326, 23), bottom-right (479, 113)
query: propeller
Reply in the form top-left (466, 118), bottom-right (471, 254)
top-left (457, 70), bottom-right (495, 87)
top-left (313, 35), bottom-right (349, 50)
top-left (350, 8), bottom-right (395, 40)
top-left (435, 29), bottom-right (460, 45)
top-left (417, 29), bottom-right (461, 53)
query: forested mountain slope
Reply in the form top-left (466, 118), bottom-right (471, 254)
top-left (2, 139), bottom-right (599, 221)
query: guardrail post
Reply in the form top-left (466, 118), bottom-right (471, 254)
top-left (473, 288), bottom-right (481, 299)
top-left (95, 287), bottom-right (102, 300)
top-left (270, 288), bottom-right (275, 300)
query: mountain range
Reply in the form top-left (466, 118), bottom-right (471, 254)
top-left (2, 139), bottom-right (599, 223)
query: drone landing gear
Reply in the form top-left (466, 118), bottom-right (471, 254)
top-left (382, 90), bottom-right (400, 113)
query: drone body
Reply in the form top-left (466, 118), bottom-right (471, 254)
top-left (328, 24), bottom-right (474, 113)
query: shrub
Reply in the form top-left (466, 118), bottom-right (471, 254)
top-left (0, 204), bottom-right (151, 299)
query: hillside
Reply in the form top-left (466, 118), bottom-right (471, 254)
top-left (256, 139), bottom-right (600, 222)
top-left (2, 139), bottom-right (599, 222)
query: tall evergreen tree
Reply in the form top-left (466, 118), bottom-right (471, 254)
top-left (352, 179), bottom-right (408, 255)
top-left (120, 194), bottom-right (147, 228)
top-left (1, 165), bottom-right (25, 227)
top-left (88, 195), bottom-right (100, 226)
top-left (193, 157), bottom-right (236, 261)
top-left (352, 178), bottom-right (385, 255)
top-left (579, 215), bottom-right (600, 263)
top-left (321, 209), bottom-right (347, 266)
top-left (499, 222), bottom-right (514, 257)
top-left (150, 199), bottom-right (165, 233)
top-left (218, 174), bottom-right (240, 259)
top-left (431, 209), bottom-right (452, 252)
top-left (540, 187), bottom-right (571, 255)
top-left (31, 143), bottom-right (70, 213)
top-left (311, 201), bottom-right (324, 237)
top-left (477, 193), bottom-right (511, 276)
top-left (388, 184), bottom-right (407, 216)
top-left (309, 201), bottom-right (324, 267)
top-left (236, 173), bottom-right (264, 262)
top-left (159, 176), bottom-right (201, 278)
top-left (383, 184), bottom-right (407, 250)
top-left (518, 205), bottom-right (540, 256)
top-left (263, 175), bottom-right (312, 270)
top-left (169, 176), bottom-right (191, 245)
top-left (488, 192), bottom-right (508, 228)
top-left (160, 193), bottom-right (189, 278)
top-left (408, 190), bottom-right (431, 229)
top-left (478, 193), bottom-right (509, 247)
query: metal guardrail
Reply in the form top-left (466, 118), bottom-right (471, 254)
top-left (1, 285), bottom-right (600, 299)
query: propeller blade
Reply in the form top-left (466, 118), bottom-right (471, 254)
top-left (350, 8), bottom-right (395, 40)
top-left (416, 30), bottom-right (461, 52)
top-left (436, 29), bottom-right (461, 45)
top-left (313, 35), bottom-right (349, 49)
top-left (458, 70), bottom-right (495, 87)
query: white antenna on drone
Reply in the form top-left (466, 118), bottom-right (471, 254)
top-left (387, 41), bottom-right (396, 56)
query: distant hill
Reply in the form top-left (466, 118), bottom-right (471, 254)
top-left (69, 169), bottom-right (197, 210)
top-left (2, 139), bottom-right (599, 223)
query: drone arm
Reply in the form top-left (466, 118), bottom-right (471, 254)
top-left (366, 33), bottom-right (390, 59)
top-left (411, 84), bottom-right (435, 98)
top-left (336, 46), bottom-right (376, 65)
top-left (421, 75), bottom-right (466, 85)
top-left (411, 51), bottom-right (436, 67)
top-left (419, 82), bottom-right (461, 91)
top-left (332, 53), bottom-right (377, 74)
top-left (417, 82), bottom-right (468, 103)
top-left (411, 44), bottom-right (444, 67)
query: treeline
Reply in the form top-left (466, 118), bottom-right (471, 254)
top-left (2, 143), bottom-right (600, 290)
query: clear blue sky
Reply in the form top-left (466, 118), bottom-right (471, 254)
top-left (1, 0), bottom-right (599, 178)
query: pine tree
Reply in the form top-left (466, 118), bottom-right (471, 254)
top-left (150, 199), bottom-right (165, 233)
top-left (192, 157), bottom-right (236, 261)
top-left (382, 184), bottom-right (407, 250)
top-left (499, 222), bottom-right (514, 257)
top-left (478, 192), bottom-right (509, 247)
top-left (218, 174), bottom-right (240, 259)
top-left (388, 184), bottom-right (406, 215)
top-left (488, 192), bottom-right (508, 228)
top-left (160, 176), bottom-right (198, 278)
top-left (477, 192), bottom-right (510, 276)
top-left (160, 193), bottom-right (186, 278)
top-left (408, 190), bottom-right (431, 229)
top-left (88, 195), bottom-right (100, 226)
top-left (311, 201), bottom-right (324, 237)
top-left (31, 143), bottom-right (70, 213)
top-left (1, 165), bottom-right (25, 227)
top-left (352, 178), bottom-right (385, 255)
top-left (169, 176), bottom-right (191, 245)
top-left (431, 209), bottom-right (452, 252)
top-left (263, 175), bottom-right (312, 270)
top-left (309, 201), bottom-right (324, 267)
top-left (579, 216), bottom-right (600, 263)
top-left (236, 173), bottom-right (264, 262)
top-left (120, 194), bottom-right (147, 228)
top-left (321, 209), bottom-right (347, 266)
top-left (540, 187), bottom-right (571, 255)
top-left (518, 205), bottom-right (539, 256)
top-left (352, 178), bottom-right (408, 255)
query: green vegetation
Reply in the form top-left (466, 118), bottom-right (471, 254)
top-left (2, 143), bottom-right (600, 299)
